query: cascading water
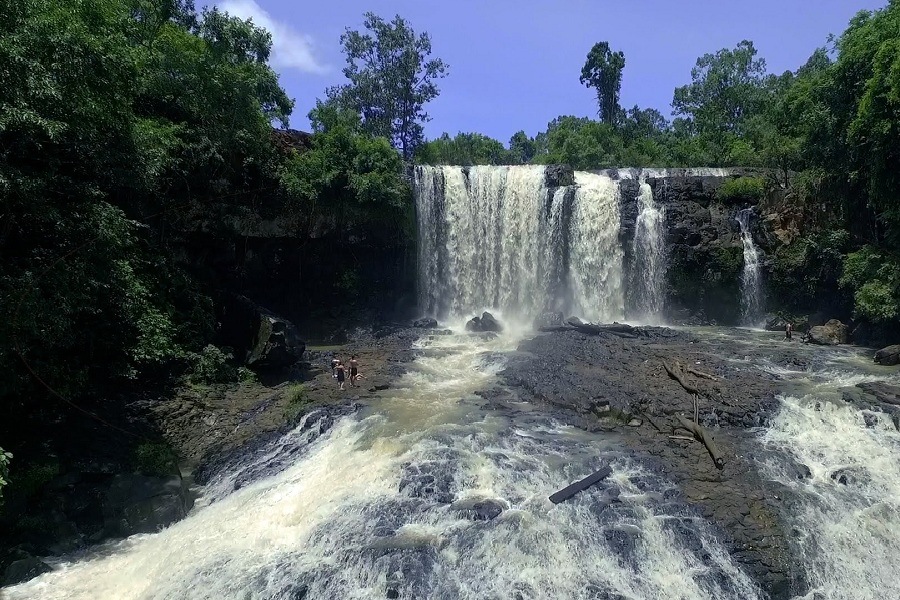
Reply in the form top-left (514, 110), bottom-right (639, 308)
top-left (6, 330), bottom-right (765, 600)
top-left (630, 174), bottom-right (666, 324)
top-left (414, 165), bottom-right (624, 325)
top-left (757, 353), bottom-right (900, 600)
top-left (736, 208), bottom-right (764, 326)
top-left (568, 172), bottom-right (624, 323)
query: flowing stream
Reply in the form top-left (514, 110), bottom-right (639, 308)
top-left (8, 327), bottom-right (765, 600)
top-left (736, 208), bottom-right (764, 326)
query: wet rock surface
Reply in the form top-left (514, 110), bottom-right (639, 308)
top-left (488, 326), bottom-right (798, 598)
top-left (806, 319), bottom-right (849, 346)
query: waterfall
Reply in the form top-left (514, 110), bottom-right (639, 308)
top-left (736, 208), bottom-right (764, 326)
top-left (630, 175), bottom-right (666, 324)
top-left (414, 166), bottom-right (623, 325)
top-left (568, 172), bottom-right (624, 322)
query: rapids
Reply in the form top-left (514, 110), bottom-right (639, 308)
top-left (7, 328), bottom-right (764, 600)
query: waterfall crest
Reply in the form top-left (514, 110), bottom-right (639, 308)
top-left (736, 208), bottom-right (764, 326)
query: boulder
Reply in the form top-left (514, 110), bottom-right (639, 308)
top-left (764, 314), bottom-right (788, 332)
top-left (874, 345), bottom-right (900, 366)
top-left (2, 552), bottom-right (52, 586)
top-left (412, 317), bottom-right (438, 329)
top-left (102, 474), bottom-right (192, 538)
top-left (220, 296), bottom-right (305, 370)
top-left (465, 312), bottom-right (503, 333)
top-left (534, 311), bottom-right (564, 329)
top-left (806, 319), bottom-right (849, 346)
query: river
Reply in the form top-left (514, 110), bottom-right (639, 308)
top-left (6, 323), bottom-right (899, 599)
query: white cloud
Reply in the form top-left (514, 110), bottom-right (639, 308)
top-left (219, 0), bottom-right (327, 73)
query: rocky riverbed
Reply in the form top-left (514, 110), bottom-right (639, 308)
top-left (476, 325), bottom-right (830, 599)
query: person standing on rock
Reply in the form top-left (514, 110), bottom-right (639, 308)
top-left (349, 355), bottom-right (359, 387)
top-left (331, 355), bottom-right (340, 378)
top-left (336, 361), bottom-right (346, 390)
top-left (785, 322), bottom-right (793, 341)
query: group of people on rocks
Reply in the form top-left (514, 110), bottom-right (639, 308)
top-left (330, 354), bottom-right (362, 390)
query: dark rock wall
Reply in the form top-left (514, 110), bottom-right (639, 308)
top-left (615, 168), bottom-right (782, 325)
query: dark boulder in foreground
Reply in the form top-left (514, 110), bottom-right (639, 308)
top-left (806, 319), bottom-right (849, 346)
top-left (412, 317), bottom-right (439, 329)
top-left (874, 345), bottom-right (900, 366)
top-left (2, 551), bottom-right (51, 586)
top-left (466, 312), bottom-right (502, 333)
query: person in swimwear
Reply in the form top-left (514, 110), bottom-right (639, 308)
top-left (349, 355), bottom-right (359, 387)
top-left (335, 361), bottom-right (346, 390)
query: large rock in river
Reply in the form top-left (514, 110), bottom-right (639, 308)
top-left (764, 314), bottom-right (788, 332)
top-left (874, 345), bottom-right (900, 366)
top-left (807, 319), bottom-right (849, 346)
top-left (466, 312), bottom-right (503, 333)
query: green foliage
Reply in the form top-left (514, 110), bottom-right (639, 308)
top-left (839, 246), bottom-right (900, 323)
top-left (0, 449), bottom-right (11, 503)
top-left (580, 42), bottom-right (626, 125)
top-left (283, 384), bottom-right (311, 422)
top-left (280, 103), bottom-right (411, 243)
top-left (716, 177), bottom-right (766, 203)
top-left (237, 366), bottom-right (258, 383)
top-left (185, 345), bottom-right (237, 385)
top-left (534, 116), bottom-right (623, 169)
top-left (12, 459), bottom-right (60, 499)
top-left (133, 441), bottom-right (178, 476)
top-left (416, 132), bottom-right (512, 165)
top-left (327, 12), bottom-right (448, 160)
top-left (672, 40), bottom-right (770, 164)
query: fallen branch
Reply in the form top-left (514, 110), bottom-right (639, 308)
top-left (549, 465), bottom-right (613, 504)
top-left (663, 360), bottom-right (701, 395)
top-left (676, 414), bottom-right (726, 469)
top-left (668, 435), bottom-right (696, 442)
top-left (642, 412), bottom-right (665, 433)
top-left (687, 367), bottom-right (718, 381)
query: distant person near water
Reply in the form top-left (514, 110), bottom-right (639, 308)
top-left (785, 322), bottom-right (793, 341)
top-left (331, 355), bottom-right (340, 378)
top-left (349, 355), bottom-right (359, 387)
top-left (335, 361), bottom-right (346, 390)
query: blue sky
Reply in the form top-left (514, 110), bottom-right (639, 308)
top-left (214, 0), bottom-right (887, 143)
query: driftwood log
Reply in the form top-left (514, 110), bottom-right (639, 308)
top-left (549, 465), bottom-right (613, 504)
top-left (663, 361), bottom-right (701, 395)
top-left (676, 415), bottom-right (726, 469)
top-left (687, 367), bottom-right (717, 381)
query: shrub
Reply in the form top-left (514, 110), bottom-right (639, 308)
top-left (14, 460), bottom-right (60, 498)
top-left (133, 442), bottom-right (178, 476)
top-left (185, 344), bottom-right (237, 385)
top-left (283, 384), bottom-right (311, 422)
top-left (716, 176), bottom-right (765, 203)
top-left (237, 366), bottom-right (258, 383)
top-left (840, 246), bottom-right (900, 323)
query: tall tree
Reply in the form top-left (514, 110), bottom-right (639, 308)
top-left (580, 42), bottom-right (626, 125)
top-left (508, 130), bottom-right (537, 164)
top-left (327, 13), bottom-right (448, 161)
top-left (672, 40), bottom-right (768, 163)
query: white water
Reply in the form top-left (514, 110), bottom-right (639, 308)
top-left (568, 172), bottom-right (624, 323)
top-left (736, 208), bottom-right (764, 326)
top-left (630, 175), bottom-right (666, 324)
top-left (414, 166), bottom-right (624, 325)
top-left (7, 329), bottom-right (763, 600)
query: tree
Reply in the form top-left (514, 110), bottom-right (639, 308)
top-left (580, 42), bottom-right (626, 125)
top-left (416, 132), bottom-right (511, 165)
top-left (508, 131), bottom-right (537, 164)
top-left (327, 13), bottom-right (448, 161)
top-left (672, 40), bottom-right (769, 163)
top-left (534, 116), bottom-right (623, 169)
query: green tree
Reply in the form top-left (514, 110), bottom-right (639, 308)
top-left (327, 12), bottom-right (448, 161)
top-left (416, 132), bottom-right (511, 165)
top-left (672, 40), bottom-right (769, 164)
top-left (508, 130), bottom-right (537, 164)
top-left (580, 42), bottom-right (626, 125)
top-left (534, 116), bottom-right (623, 169)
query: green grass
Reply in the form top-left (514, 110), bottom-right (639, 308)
top-left (283, 384), bottom-right (313, 422)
